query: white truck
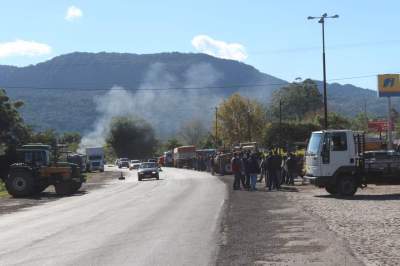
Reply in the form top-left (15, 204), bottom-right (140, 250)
top-left (86, 147), bottom-right (105, 172)
top-left (305, 129), bottom-right (400, 196)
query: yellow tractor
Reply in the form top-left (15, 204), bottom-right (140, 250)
top-left (4, 144), bottom-right (85, 197)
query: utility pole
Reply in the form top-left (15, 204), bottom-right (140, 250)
top-left (388, 97), bottom-right (393, 150)
top-left (247, 99), bottom-right (252, 141)
top-left (279, 99), bottom-right (282, 150)
top-left (308, 13), bottom-right (339, 130)
top-left (215, 107), bottom-right (218, 148)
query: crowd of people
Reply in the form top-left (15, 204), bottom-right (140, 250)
top-left (230, 151), bottom-right (299, 191)
top-left (190, 149), bottom-right (301, 192)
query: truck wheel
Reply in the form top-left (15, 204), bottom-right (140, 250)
top-left (55, 182), bottom-right (74, 196)
top-left (138, 176), bottom-right (142, 181)
top-left (6, 170), bottom-right (35, 197)
top-left (325, 185), bottom-right (337, 195)
top-left (337, 176), bottom-right (357, 196)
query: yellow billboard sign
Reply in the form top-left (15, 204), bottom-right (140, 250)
top-left (378, 74), bottom-right (400, 97)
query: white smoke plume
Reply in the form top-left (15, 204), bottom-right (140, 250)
top-left (79, 62), bottom-right (223, 151)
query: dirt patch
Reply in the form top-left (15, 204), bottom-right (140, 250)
top-left (216, 175), bottom-right (363, 266)
top-left (0, 171), bottom-right (121, 216)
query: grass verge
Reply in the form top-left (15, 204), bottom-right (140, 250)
top-left (0, 182), bottom-right (9, 197)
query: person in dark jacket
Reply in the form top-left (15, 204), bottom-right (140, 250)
top-left (273, 151), bottom-right (283, 189)
top-left (243, 152), bottom-right (251, 189)
top-left (258, 155), bottom-right (267, 183)
top-left (266, 151), bottom-right (278, 190)
top-left (231, 153), bottom-right (242, 190)
top-left (247, 153), bottom-right (260, 191)
top-left (286, 153), bottom-right (297, 185)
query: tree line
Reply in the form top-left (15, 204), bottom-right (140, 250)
top-left (0, 79), bottom-right (391, 165)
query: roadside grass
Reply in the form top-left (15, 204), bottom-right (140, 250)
top-left (0, 182), bottom-right (9, 197)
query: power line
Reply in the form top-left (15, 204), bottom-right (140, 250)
top-left (2, 72), bottom-right (399, 92)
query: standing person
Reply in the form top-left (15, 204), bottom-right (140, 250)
top-left (231, 153), bottom-right (241, 190)
top-left (266, 151), bottom-right (277, 191)
top-left (286, 153), bottom-right (297, 185)
top-left (258, 155), bottom-right (267, 183)
top-left (239, 153), bottom-right (246, 188)
top-left (248, 153), bottom-right (260, 191)
top-left (243, 152), bottom-right (251, 189)
top-left (273, 150), bottom-right (283, 189)
top-left (210, 155), bottom-right (215, 176)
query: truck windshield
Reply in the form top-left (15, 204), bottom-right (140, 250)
top-left (307, 133), bottom-right (322, 155)
top-left (89, 155), bottom-right (102, 160)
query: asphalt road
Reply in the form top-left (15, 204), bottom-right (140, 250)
top-left (0, 167), bottom-right (226, 266)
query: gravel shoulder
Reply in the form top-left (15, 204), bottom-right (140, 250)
top-left (288, 185), bottom-right (400, 266)
top-left (0, 168), bottom-right (121, 216)
top-left (216, 175), bottom-right (363, 266)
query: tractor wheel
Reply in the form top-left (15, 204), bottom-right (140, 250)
top-left (6, 170), bottom-right (35, 198)
top-left (55, 182), bottom-right (74, 196)
top-left (325, 185), bottom-right (337, 195)
top-left (337, 176), bottom-right (357, 197)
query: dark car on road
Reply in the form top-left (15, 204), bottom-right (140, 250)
top-left (118, 158), bottom-right (130, 168)
top-left (138, 162), bottom-right (159, 181)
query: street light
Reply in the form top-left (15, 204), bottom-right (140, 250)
top-left (308, 13), bottom-right (339, 129)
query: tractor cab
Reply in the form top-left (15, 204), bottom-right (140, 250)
top-left (17, 144), bottom-right (51, 167)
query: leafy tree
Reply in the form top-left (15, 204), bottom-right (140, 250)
top-left (198, 133), bottom-right (215, 149)
top-left (312, 112), bottom-right (351, 129)
top-left (59, 132), bottom-right (81, 152)
top-left (0, 89), bottom-right (30, 148)
top-left (30, 129), bottom-right (58, 146)
top-left (106, 116), bottom-right (157, 159)
top-left (263, 122), bottom-right (319, 149)
top-left (178, 119), bottom-right (207, 146)
top-left (269, 79), bottom-right (323, 121)
top-left (0, 89), bottom-right (30, 178)
top-left (164, 138), bottom-right (182, 151)
top-left (60, 132), bottom-right (81, 144)
top-left (351, 113), bottom-right (371, 132)
top-left (215, 93), bottom-right (266, 146)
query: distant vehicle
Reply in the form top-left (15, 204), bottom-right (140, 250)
top-left (138, 162), bottom-right (159, 181)
top-left (147, 158), bottom-right (157, 163)
top-left (129, 160), bottom-right (141, 170)
top-left (67, 153), bottom-right (88, 173)
top-left (118, 158), bottom-right (129, 168)
top-left (86, 147), bottom-right (105, 172)
top-left (158, 156), bottom-right (165, 166)
top-left (305, 129), bottom-right (400, 196)
top-left (164, 151), bottom-right (173, 167)
top-left (173, 146), bottom-right (196, 168)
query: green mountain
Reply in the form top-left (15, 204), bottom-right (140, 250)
top-left (1, 52), bottom-right (388, 137)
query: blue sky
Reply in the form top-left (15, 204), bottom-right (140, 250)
top-left (0, 0), bottom-right (399, 90)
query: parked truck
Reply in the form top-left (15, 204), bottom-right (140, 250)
top-left (173, 146), bottom-right (196, 168)
top-left (304, 129), bottom-right (400, 196)
top-left (86, 147), bottom-right (105, 172)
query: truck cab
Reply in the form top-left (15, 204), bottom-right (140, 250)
top-left (86, 147), bottom-right (105, 172)
top-left (305, 130), bottom-right (359, 196)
